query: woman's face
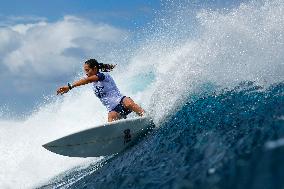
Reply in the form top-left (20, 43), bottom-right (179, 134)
top-left (84, 64), bottom-right (97, 77)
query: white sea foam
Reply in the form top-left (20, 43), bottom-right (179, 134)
top-left (128, 0), bottom-right (284, 122)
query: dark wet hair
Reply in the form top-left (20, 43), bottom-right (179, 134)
top-left (85, 59), bottom-right (116, 72)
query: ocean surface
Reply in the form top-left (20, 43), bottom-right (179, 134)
top-left (0, 0), bottom-right (283, 188)
top-left (39, 81), bottom-right (284, 189)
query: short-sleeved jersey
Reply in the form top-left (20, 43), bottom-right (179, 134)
top-left (92, 72), bottom-right (124, 112)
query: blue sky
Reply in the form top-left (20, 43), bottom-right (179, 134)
top-left (0, 0), bottom-right (161, 29)
top-left (0, 0), bottom-right (249, 118)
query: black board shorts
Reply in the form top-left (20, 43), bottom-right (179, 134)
top-left (110, 96), bottom-right (132, 119)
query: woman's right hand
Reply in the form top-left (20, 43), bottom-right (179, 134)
top-left (57, 86), bottom-right (69, 95)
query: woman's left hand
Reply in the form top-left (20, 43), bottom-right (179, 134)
top-left (57, 86), bottom-right (69, 95)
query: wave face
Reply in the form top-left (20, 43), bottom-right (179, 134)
top-left (40, 82), bottom-right (284, 189)
top-left (1, 0), bottom-right (283, 188)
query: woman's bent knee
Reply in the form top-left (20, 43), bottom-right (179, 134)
top-left (122, 97), bottom-right (134, 109)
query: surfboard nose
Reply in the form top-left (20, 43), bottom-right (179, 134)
top-left (42, 143), bottom-right (52, 151)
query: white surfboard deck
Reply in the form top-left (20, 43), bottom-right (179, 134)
top-left (42, 116), bottom-right (155, 157)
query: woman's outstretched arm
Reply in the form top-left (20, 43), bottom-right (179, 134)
top-left (56, 75), bottom-right (100, 95)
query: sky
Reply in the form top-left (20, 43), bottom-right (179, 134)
top-left (0, 0), bottom-right (161, 29)
top-left (0, 0), bottom-right (248, 118)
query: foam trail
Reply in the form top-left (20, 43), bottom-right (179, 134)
top-left (0, 90), bottom-right (106, 188)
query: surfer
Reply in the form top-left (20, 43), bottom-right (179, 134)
top-left (56, 59), bottom-right (145, 122)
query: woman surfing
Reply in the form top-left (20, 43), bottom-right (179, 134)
top-left (57, 59), bottom-right (145, 122)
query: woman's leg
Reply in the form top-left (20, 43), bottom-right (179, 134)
top-left (108, 111), bottom-right (120, 122)
top-left (122, 97), bottom-right (145, 116)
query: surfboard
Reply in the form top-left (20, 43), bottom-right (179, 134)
top-left (42, 116), bottom-right (155, 157)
